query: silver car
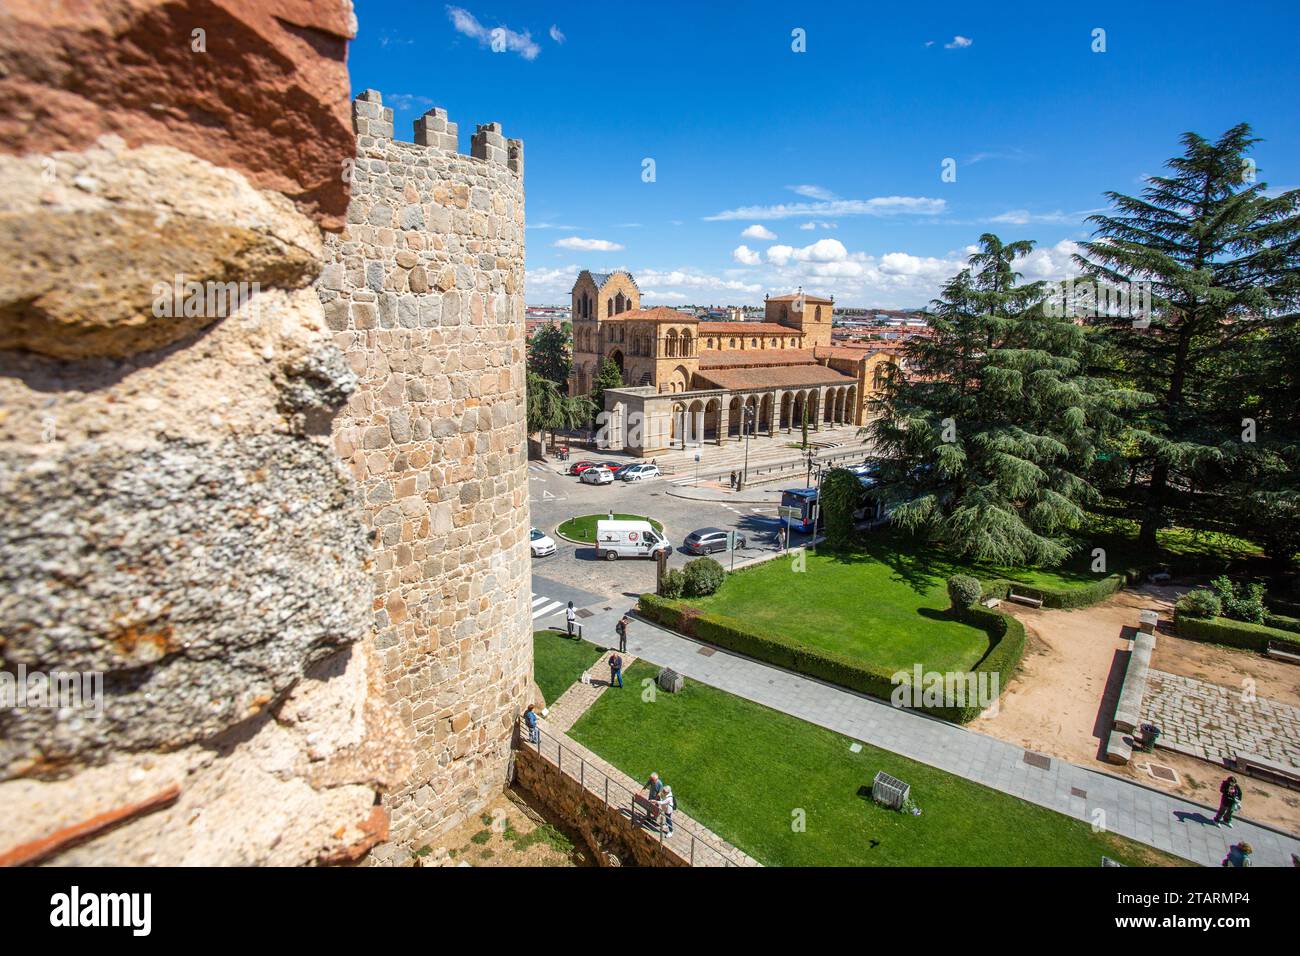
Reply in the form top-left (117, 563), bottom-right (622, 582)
top-left (580, 466), bottom-right (614, 485)
top-left (619, 463), bottom-right (661, 482)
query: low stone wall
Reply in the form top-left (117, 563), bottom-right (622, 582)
top-left (513, 720), bottom-right (758, 867)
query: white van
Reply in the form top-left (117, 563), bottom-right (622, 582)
top-left (595, 519), bottom-right (671, 561)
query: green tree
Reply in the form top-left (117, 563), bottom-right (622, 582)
top-left (528, 322), bottom-right (572, 387)
top-left (589, 357), bottom-right (624, 423)
top-left (525, 370), bottom-right (564, 454)
top-left (870, 234), bottom-right (1140, 567)
top-left (818, 468), bottom-right (862, 549)
top-left (1075, 124), bottom-right (1300, 549)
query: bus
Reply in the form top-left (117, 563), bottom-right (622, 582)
top-left (779, 470), bottom-right (887, 534)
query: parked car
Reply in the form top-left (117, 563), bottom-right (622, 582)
top-left (568, 460), bottom-right (599, 475)
top-left (619, 463), bottom-right (661, 482)
top-left (580, 466), bottom-right (614, 485)
top-left (529, 527), bottom-right (556, 557)
top-left (683, 527), bottom-right (746, 555)
top-left (596, 519), bottom-right (671, 561)
top-left (610, 463), bottom-right (639, 478)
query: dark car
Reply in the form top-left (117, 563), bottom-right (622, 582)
top-left (610, 462), bottom-right (639, 478)
top-left (683, 527), bottom-right (746, 555)
top-left (568, 460), bottom-right (599, 475)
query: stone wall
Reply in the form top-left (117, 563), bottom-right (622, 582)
top-left (321, 91), bottom-right (533, 862)
top-left (0, 0), bottom-right (415, 866)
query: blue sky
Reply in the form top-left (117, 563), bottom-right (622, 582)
top-left (349, 1), bottom-right (1300, 308)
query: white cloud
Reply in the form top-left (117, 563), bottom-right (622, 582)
top-left (553, 236), bottom-right (624, 251)
top-left (944, 36), bottom-right (973, 49)
top-left (1011, 240), bottom-right (1082, 280)
top-left (741, 224), bottom-right (777, 241)
top-left (733, 245), bottom-right (762, 265)
top-left (446, 6), bottom-right (541, 60)
top-left (549, 24), bottom-right (565, 43)
top-left (798, 221), bottom-right (836, 231)
top-left (787, 184), bottom-right (837, 201)
top-left (989, 209), bottom-right (1072, 226)
top-left (705, 196), bottom-right (945, 221)
top-left (385, 93), bottom-right (434, 112)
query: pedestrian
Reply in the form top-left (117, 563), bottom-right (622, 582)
top-left (644, 772), bottom-right (663, 802)
top-left (729, 471), bottom-right (737, 490)
top-left (609, 651), bottom-right (624, 689)
top-left (1222, 842), bottom-right (1253, 867)
top-left (656, 784), bottom-right (675, 835)
top-left (565, 601), bottom-right (576, 638)
top-left (1214, 775), bottom-right (1243, 827)
top-left (616, 614), bottom-right (630, 652)
top-left (524, 704), bottom-right (540, 745)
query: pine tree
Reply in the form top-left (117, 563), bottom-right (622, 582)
top-left (870, 234), bottom-right (1139, 567)
top-left (528, 322), bottom-right (572, 387)
top-left (1075, 124), bottom-right (1300, 548)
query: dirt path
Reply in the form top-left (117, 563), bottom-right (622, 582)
top-left (970, 586), bottom-right (1300, 836)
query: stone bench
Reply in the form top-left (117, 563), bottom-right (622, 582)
top-left (1266, 640), bottom-right (1300, 665)
top-left (1008, 592), bottom-right (1043, 608)
top-left (1105, 729), bottom-right (1133, 765)
top-left (1113, 631), bottom-right (1155, 734)
top-left (981, 597), bottom-right (1001, 609)
top-left (1234, 751), bottom-right (1300, 789)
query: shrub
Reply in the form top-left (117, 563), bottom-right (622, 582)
top-left (1175, 588), bottom-right (1222, 620)
top-left (659, 568), bottom-right (685, 599)
top-left (1210, 575), bottom-right (1266, 624)
top-left (681, 556), bottom-right (726, 597)
top-left (946, 574), bottom-right (982, 611)
top-left (1174, 613), bottom-right (1300, 653)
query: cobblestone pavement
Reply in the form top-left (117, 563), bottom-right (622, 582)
top-left (1142, 669), bottom-right (1300, 767)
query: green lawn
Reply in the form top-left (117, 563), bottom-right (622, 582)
top-left (532, 630), bottom-right (603, 705)
top-left (555, 513), bottom-right (663, 543)
top-left (689, 536), bottom-right (992, 674)
top-left (569, 662), bottom-right (1186, 867)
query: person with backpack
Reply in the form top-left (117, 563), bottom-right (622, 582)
top-left (523, 704), bottom-right (540, 745)
top-left (615, 614), bottom-right (630, 652)
top-left (608, 652), bottom-right (623, 689)
top-left (1222, 842), bottom-right (1253, 867)
top-left (1214, 775), bottom-right (1243, 827)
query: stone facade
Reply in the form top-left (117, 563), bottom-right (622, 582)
top-left (0, 0), bottom-right (416, 866)
top-left (320, 90), bottom-right (534, 861)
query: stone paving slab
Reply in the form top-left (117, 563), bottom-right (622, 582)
top-left (1142, 669), bottom-right (1300, 768)
top-left (546, 650), bottom-right (638, 732)
top-left (578, 605), bottom-right (1300, 867)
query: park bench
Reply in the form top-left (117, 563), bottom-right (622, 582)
top-left (1113, 631), bottom-right (1155, 734)
top-left (632, 793), bottom-right (666, 828)
top-left (1266, 640), bottom-right (1300, 665)
top-left (980, 597), bottom-right (1001, 609)
top-left (1008, 591), bottom-right (1043, 608)
top-left (1234, 752), bottom-right (1300, 790)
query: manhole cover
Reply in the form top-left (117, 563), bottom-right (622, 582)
top-left (576, 609), bottom-right (594, 619)
top-left (1146, 763), bottom-right (1180, 784)
top-left (1071, 787), bottom-right (1088, 798)
top-left (697, 646), bottom-right (716, 657)
top-left (1022, 751), bottom-right (1052, 771)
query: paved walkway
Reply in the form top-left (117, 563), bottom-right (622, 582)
top-left (572, 604), bottom-right (1300, 867)
top-left (546, 649), bottom-right (638, 731)
top-left (1143, 669), bottom-right (1300, 768)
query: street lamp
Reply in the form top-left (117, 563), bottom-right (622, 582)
top-left (742, 405), bottom-right (755, 487)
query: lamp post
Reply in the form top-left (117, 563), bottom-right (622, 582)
top-left (742, 405), bottom-right (755, 488)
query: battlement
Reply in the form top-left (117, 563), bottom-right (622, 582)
top-left (352, 90), bottom-right (522, 175)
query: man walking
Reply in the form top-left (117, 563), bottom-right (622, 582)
top-left (608, 652), bottom-right (623, 689)
top-left (1214, 775), bottom-right (1243, 827)
top-left (656, 784), bottom-right (676, 836)
top-left (616, 614), bottom-right (630, 652)
top-left (565, 601), bottom-right (576, 638)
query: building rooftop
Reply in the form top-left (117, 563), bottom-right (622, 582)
top-left (698, 347), bottom-right (819, 369)
top-left (602, 306), bottom-right (698, 324)
top-left (696, 322), bottom-right (800, 336)
top-left (695, 364), bottom-right (857, 391)
top-left (768, 292), bottom-right (834, 304)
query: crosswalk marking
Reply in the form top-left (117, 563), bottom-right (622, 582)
top-left (530, 593), bottom-right (565, 620)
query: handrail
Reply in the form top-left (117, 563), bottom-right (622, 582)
top-left (520, 720), bottom-right (748, 867)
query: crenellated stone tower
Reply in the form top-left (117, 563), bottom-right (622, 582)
top-left (319, 90), bottom-right (532, 861)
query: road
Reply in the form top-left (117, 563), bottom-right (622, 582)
top-left (525, 459), bottom-right (817, 626)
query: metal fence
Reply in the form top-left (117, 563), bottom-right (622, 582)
top-left (521, 721), bottom-right (749, 867)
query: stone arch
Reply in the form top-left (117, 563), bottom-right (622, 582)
top-left (608, 349), bottom-right (624, 375)
top-left (729, 337), bottom-right (736, 348)
top-left (847, 384), bottom-right (857, 424)
top-left (687, 398), bottom-right (705, 445)
top-left (792, 389), bottom-right (807, 427)
top-left (705, 397), bottom-right (721, 442)
top-left (670, 402), bottom-right (687, 442)
top-left (808, 389), bottom-right (820, 427)
top-left (706, 337), bottom-right (715, 349)
top-left (606, 297), bottom-right (613, 316)
top-left (671, 364), bottom-right (690, 392)
top-left (759, 392), bottom-right (774, 433)
top-left (727, 395), bottom-right (743, 438)
top-left (744, 394), bottom-right (759, 436)
top-left (665, 328), bottom-right (678, 358)
top-left (681, 328), bottom-right (693, 357)
top-left (780, 391), bottom-right (793, 430)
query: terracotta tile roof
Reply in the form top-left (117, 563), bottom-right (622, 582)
top-left (698, 348), bottom-right (820, 369)
top-left (695, 364), bottom-right (857, 391)
top-left (696, 322), bottom-right (802, 336)
top-left (814, 345), bottom-right (899, 361)
top-left (603, 306), bottom-right (697, 323)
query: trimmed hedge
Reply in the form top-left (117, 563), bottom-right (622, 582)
top-left (1264, 612), bottom-right (1300, 635)
top-left (637, 592), bottom-right (1025, 724)
top-left (978, 570), bottom-right (1135, 610)
top-left (1173, 612), bottom-right (1300, 654)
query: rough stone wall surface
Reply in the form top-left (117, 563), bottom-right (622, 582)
top-left (321, 91), bottom-right (533, 863)
top-left (0, 1), bottom-right (412, 866)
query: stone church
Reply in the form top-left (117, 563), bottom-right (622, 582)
top-left (568, 270), bottom-right (899, 455)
